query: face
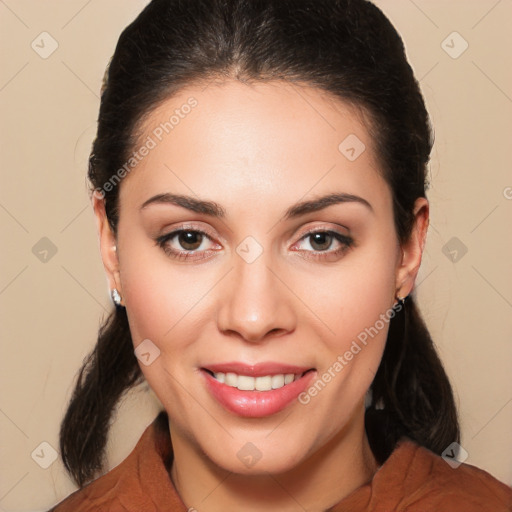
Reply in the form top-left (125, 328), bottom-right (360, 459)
top-left (95, 79), bottom-right (427, 475)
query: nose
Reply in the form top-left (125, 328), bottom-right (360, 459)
top-left (216, 254), bottom-right (297, 343)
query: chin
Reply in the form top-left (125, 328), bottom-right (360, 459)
top-left (194, 426), bottom-right (314, 476)
top-left (209, 446), bottom-right (306, 476)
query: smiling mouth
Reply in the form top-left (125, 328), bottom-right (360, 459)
top-left (202, 368), bottom-right (315, 392)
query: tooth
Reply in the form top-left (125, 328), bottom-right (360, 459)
top-left (284, 374), bottom-right (295, 385)
top-left (237, 375), bottom-right (255, 391)
top-left (214, 371), bottom-right (300, 390)
top-left (225, 372), bottom-right (238, 387)
top-left (271, 374), bottom-right (285, 389)
top-left (255, 375), bottom-right (272, 391)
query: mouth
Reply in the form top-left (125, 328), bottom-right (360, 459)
top-left (200, 363), bottom-right (317, 418)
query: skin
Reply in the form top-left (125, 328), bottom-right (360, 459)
top-left (93, 79), bottom-right (428, 511)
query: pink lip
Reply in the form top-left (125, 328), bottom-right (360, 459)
top-left (203, 361), bottom-right (313, 377)
top-left (201, 365), bottom-right (316, 418)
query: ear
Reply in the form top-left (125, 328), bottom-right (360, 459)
top-left (92, 191), bottom-right (123, 302)
top-left (395, 197), bottom-right (429, 298)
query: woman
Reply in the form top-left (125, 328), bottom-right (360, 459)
top-left (50, 0), bottom-right (512, 510)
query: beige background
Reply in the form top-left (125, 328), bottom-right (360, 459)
top-left (1, 0), bottom-right (511, 510)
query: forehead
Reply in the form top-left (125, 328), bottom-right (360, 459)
top-left (120, 79), bottom-right (390, 214)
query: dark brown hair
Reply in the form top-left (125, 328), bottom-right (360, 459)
top-left (60, 0), bottom-right (459, 487)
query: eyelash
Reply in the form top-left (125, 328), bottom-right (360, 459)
top-left (155, 227), bottom-right (354, 262)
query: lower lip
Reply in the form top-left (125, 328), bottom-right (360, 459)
top-left (202, 370), bottom-right (316, 418)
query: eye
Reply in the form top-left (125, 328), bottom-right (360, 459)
top-left (156, 228), bottom-right (220, 261)
top-left (293, 229), bottom-right (354, 261)
top-left (155, 226), bottom-right (354, 262)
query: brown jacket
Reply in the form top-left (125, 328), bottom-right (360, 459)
top-left (50, 412), bottom-right (512, 511)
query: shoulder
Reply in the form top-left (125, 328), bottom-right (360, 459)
top-left (371, 437), bottom-right (512, 511)
top-left (48, 412), bottom-right (187, 512)
top-left (47, 443), bottom-right (147, 512)
top-left (47, 467), bottom-right (133, 512)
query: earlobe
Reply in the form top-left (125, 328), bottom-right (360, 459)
top-left (395, 197), bottom-right (429, 298)
top-left (92, 191), bottom-right (122, 296)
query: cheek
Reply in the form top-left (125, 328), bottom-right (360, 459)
top-left (117, 237), bottom-right (222, 399)
top-left (301, 236), bottom-right (397, 412)
top-left (313, 239), bottom-right (397, 350)
top-left (118, 247), bottom-right (207, 411)
top-left (118, 233), bottom-right (208, 345)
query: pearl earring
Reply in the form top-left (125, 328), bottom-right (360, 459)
top-left (111, 288), bottom-right (124, 307)
top-left (395, 292), bottom-right (407, 307)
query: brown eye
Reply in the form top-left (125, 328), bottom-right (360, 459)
top-left (309, 232), bottom-right (333, 251)
top-left (156, 227), bottom-right (220, 262)
top-left (178, 231), bottom-right (204, 251)
top-left (292, 229), bottom-right (354, 262)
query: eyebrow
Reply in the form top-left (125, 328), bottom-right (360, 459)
top-left (284, 192), bottom-right (373, 218)
top-left (141, 193), bottom-right (225, 217)
top-left (140, 192), bottom-right (373, 219)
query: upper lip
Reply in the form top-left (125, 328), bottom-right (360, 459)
top-left (202, 362), bottom-right (315, 377)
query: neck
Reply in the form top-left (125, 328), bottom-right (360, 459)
top-left (169, 405), bottom-right (378, 512)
